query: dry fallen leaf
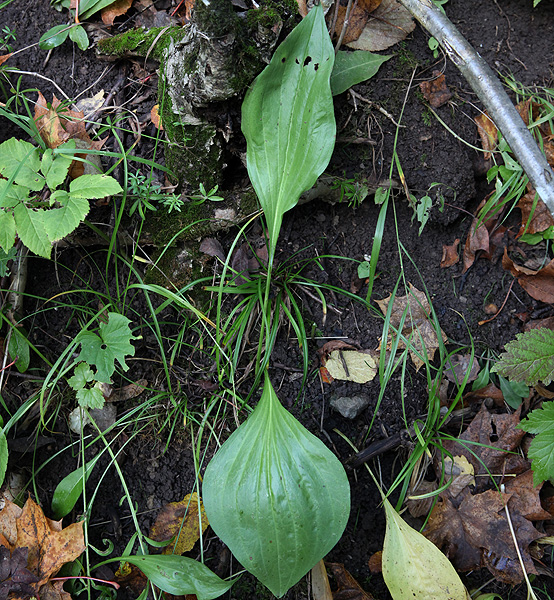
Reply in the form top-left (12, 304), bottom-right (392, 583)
top-left (419, 71), bottom-right (452, 109)
top-left (326, 562), bottom-right (376, 599)
top-left (443, 354), bottom-right (480, 385)
top-left (376, 283), bottom-right (446, 370)
top-left (149, 492), bottom-right (209, 555)
top-left (151, 104), bottom-right (163, 130)
top-left (0, 53), bottom-right (12, 67)
top-left (0, 497), bottom-right (85, 600)
top-left (311, 560), bottom-right (332, 600)
top-left (324, 350), bottom-right (377, 384)
top-left (101, 0), bottom-right (133, 25)
top-left (334, 0), bottom-right (382, 45)
top-left (345, 0), bottom-right (415, 52)
top-left (441, 455), bottom-right (475, 497)
top-left (517, 191), bottom-right (554, 237)
top-left (440, 238), bottom-right (460, 268)
top-left (475, 112), bottom-right (497, 160)
top-left (502, 248), bottom-right (554, 304)
top-left (462, 219), bottom-right (489, 273)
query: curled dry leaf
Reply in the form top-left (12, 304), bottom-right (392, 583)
top-left (199, 237), bottom-right (225, 261)
top-left (440, 238), bottom-right (460, 268)
top-left (101, 0), bottom-right (134, 25)
top-left (0, 53), bottom-right (12, 67)
top-left (462, 219), bottom-right (489, 273)
top-left (440, 455), bottom-right (475, 497)
top-left (376, 283), bottom-right (446, 371)
top-left (150, 492), bottom-right (209, 555)
top-left (475, 112), bottom-right (497, 160)
top-left (419, 71), bottom-right (452, 109)
top-left (502, 248), bottom-right (554, 304)
top-left (326, 562), bottom-right (376, 599)
top-left (345, 0), bottom-right (415, 52)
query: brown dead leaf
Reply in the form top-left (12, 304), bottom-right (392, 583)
top-left (425, 486), bottom-right (544, 583)
top-left (318, 340), bottom-right (358, 363)
top-left (462, 382), bottom-right (504, 407)
top-left (444, 354), bottom-right (480, 385)
top-left (475, 112), bottom-right (497, 160)
top-left (334, 0), bottom-right (382, 45)
top-left (326, 563), bottom-right (376, 599)
top-left (440, 405), bottom-right (528, 491)
top-left (367, 551), bottom-right (382, 574)
top-left (419, 71), bottom-right (452, 109)
top-left (199, 237), bottom-right (225, 261)
top-left (150, 104), bottom-right (163, 130)
top-left (311, 560), bottom-right (332, 600)
top-left (345, 0), bottom-right (415, 52)
top-left (441, 455), bottom-right (475, 497)
top-left (101, 0), bottom-right (133, 25)
top-left (107, 379), bottom-right (147, 402)
top-left (0, 497), bottom-right (85, 596)
top-left (502, 248), bottom-right (554, 304)
top-left (505, 470), bottom-right (551, 521)
top-left (462, 219), bottom-right (489, 273)
top-left (0, 53), bottom-right (12, 67)
top-left (440, 238), bottom-right (460, 268)
top-left (150, 492), bottom-right (209, 555)
top-left (524, 316), bottom-right (554, 331)
top-left (517, 191), bottom-right (554, 236)
top-left (376, 283), bottom-right (446, 370)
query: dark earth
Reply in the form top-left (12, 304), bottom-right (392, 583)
top-left (1, 0), bottom-right (554, 598)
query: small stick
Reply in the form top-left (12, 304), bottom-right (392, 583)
top-left (478, 278), bottom-right (515, 326)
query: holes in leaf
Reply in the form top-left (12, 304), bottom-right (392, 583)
top-left (314, 63), bottom-right (319, 71)
top-left (295, 58), bottom-right (300, 64)
top-left (100, 344), bottom-right (107, 350)
top-left (281, 56), bottom-right (286, 63)
top-left (303, 56), bottom-right (312, 67)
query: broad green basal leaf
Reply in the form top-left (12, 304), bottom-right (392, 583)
top-left (330, 50), bottom-right (391, 96)
top-left (241, 4), bottom-right (335, 256)
top-left (382, 496), bottom-right (467, 599)
top-left (203, 374), bottom-right (350, 598)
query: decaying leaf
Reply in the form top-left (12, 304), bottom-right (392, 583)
top-left (475, 113), bottom-right (497, 160)
top-left (151, 104), bottom-right (163, 130)
top-left (324, 349), bottom-right (377, 384)
top-left (462, 219), bottom-right (489, 273)
top-left (502, 248), bottom-right (554, 304)
top-left (376, 283), bottom-right (446, 370)
top-left (425, 477), bottom-right (547, 584)
top-left (382, 495), bottom-right (468, 599)
top-left (419, 72), bottom-right (452, 109)
top-left (150, 492), bottom-right (209, 555)
top-left (440, 238), bottom-right (460, 268)
top-left (311, 559), bottom-right (332, 600)
top-left (518, 191), bottom-right (554, 236)
top-left (345, 0), bottom-right (415, 52)
top-left (444, 354), bottom-right (480, 385)
top-left (101, 0), bottom-right (133, 25)
top-left (440, 455), bottom-right (475, 497)
top-left (326, 562), bottom-right (376, 599)
top-left (334, 0), bottom-right (382, 45)
top-left (0, 54), bottom-right (12, 67)
top-left (0, 497), bottom-right (85, 599)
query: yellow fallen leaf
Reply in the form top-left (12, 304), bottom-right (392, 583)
top-left (324, 350), bottom-right (377, 383)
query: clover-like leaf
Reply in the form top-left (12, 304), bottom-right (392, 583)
top-left (203, 374), bottom-right (350, 598)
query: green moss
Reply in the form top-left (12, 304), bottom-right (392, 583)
top-left (97, 27), bottom-right (187, 61)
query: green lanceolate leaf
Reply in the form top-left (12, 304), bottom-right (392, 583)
top-left (519, 401), bottom-right (554, 485)
top-left (8, 326), bottom-right (30, 373)
top-left (118, 555), bottom-right (237, 600)
top-left (330, 50), bottom-right (391, 96)
top-left (492, 328), bottom-right (554, 386)
top-left (382, 496), bottom-right (467, 599)
top-left (0, 432), bottom-right (7, 489)
top-left (241, 4), bottom-right (335, 257)
top-left (51, 454), bottom-right (101, 518)
top-left (203, 374), bottom-right (350, 598)
top-left (39, 24), bottom-right (70, 50)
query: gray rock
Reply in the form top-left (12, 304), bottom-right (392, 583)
top-left (330, 395), bottom-right (370, 419)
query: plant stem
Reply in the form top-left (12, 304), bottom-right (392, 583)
top-left (398, 0), bottom-right (554, 214)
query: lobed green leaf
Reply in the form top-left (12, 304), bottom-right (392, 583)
top-left (241, 4), bottom-right (335, 256)
top-left (41, 194), bottom-right (90, 242)
top-left (203, 375), bottom-right (350, 598)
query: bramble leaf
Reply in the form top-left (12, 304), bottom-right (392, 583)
top-left (492, 328), bottom-right (554, 386)
top-left (203, 374), bottom-right (350, 598)
top-left (41, 143), bottom-right (74, 190)
top-left (13, 203), bottom-right (52, 258)
top-left (519, 401), bottom-right (554, 485)
top-left (0, 209), bottom-right (16, 252)
top-left (241, 4), bottom-right (335, 258)
top-left (41, 194), bottom-right (90, 242)
top-left (69, 173), bottom-right (122, 199)
top-left (76, 312), bottom-right (135, 382)
top-left (0, 138), bottom-right (44, 191)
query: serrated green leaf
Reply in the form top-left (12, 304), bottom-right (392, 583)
top-left (0, 180), bottom-right (31, 209)
top-left (0, 432), bottom-right (7, 488)
top-left (0, 138), bottom-right (45, 191)
top-left (203, 375), bottom-right (350, 598)
top-left (41, 195), bottom-right (89, 241)
top-left (13, 203), bottom-right (52, 258)
top-left (42, 142), bottom-right (74, 190)
top-left (39, 24), bottom-right (70, 50)
top-left (330, 50), bottom-right (391, 96)
top-left (492, 328), bottom-right (554, 386)
top-left (382, 495), bottom-right (467, 599)
top-left (0, 210), bottom-right (16, 253)
top-left (76, 385), bottom-right (105, 409)
top-left (241, 4), bottom-right (335, 257)
top-left (8, 326), bottom-right (30, 373)
top-left (51, 454), bottom-right (101, 518)
top-left (68, 362), bottom-right (95, 391)
top-left (519, 402), bottom-right (554, 485)
top-left (118, 555), bottom-right (237, 599)
top-left (69, 174), bottom-right (123, 199)
top-left (76, 312), bottom-right (135, 382)
top-left (69, 24), bottom-right (89, 50)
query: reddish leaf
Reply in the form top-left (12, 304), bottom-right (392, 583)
top-left (462, 219), bottom-right (489, 273)
top-left (419, 71), bottom-right (452, 109)
top-left (440, 238), bottom-right (460, 268)
top-left (334, 0), bottom-right (382, 44)
top-left (475, 112), bottom-right (497, 160)
top-left (326, 562), bottom-right (376, 599)
top-left (101, 0), bottom-right (133, 25)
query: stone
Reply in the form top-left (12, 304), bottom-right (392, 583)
top-left (330, 394), bottom-right (370, 419)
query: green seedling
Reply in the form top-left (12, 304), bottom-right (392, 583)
top-left (0, 138), bottom-right (122, 259)
top-left (0, 26), bottom-right (16, 53)
top-left (428, 37), bottom-right (440, 58)
top-left (331, 176), bottom-right (370, 208)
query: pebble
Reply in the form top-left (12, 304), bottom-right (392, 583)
top-left (330, 394), bottom-right (370, 419)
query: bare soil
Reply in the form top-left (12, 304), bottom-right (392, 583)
top-left (1, 0), bottom-right (554, 598)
